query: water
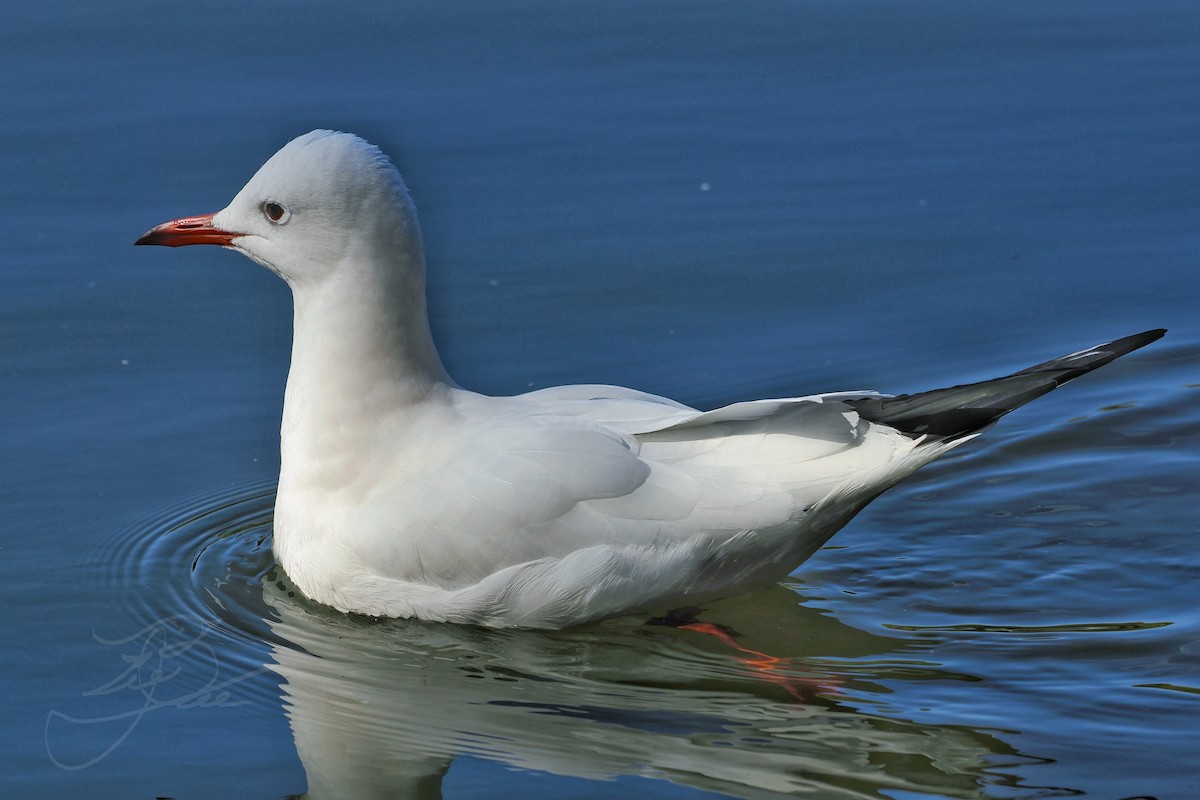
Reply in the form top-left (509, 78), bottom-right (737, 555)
top-left (2, 1), bottom-right (1197, 797)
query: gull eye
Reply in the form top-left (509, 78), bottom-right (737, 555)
top-left (262, 201), bottom-right (290, 224)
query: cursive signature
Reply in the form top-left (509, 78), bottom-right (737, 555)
top-left (45, 614), bottom-right (269, 770)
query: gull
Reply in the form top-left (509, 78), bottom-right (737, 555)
top-left (136, 130), bottom-right (1163, 629)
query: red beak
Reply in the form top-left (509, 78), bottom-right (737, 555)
top-left (135, 213), bottom-right (238, 247)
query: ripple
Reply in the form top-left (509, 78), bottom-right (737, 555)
top-left (883, 621), bottom-right (1173, 634)
top-left (106, 478), bottom-right (281, 659)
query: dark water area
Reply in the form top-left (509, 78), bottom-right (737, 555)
top-left (2, 2), bottom-right (1197, 797)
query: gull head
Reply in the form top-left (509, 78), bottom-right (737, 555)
top-left (136, 130), bottom-right (423, 287)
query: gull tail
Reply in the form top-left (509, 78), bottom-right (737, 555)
top-left (848, 329), bottom-right (1166, 441)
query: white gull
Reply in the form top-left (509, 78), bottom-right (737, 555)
top-left (136, 130), bottom-right (1163, 628)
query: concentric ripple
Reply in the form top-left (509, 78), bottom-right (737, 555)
top-left (106, 479), bottom-right (283, 657)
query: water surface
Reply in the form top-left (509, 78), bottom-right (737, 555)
top-left (2, 2), bottom-right (1197, 797)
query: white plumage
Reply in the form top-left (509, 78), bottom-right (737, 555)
top-left (136, 130), bottom-right (1162, 628)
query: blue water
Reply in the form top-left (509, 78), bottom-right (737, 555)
top-left (2, 2), bottom-right (1197, 797)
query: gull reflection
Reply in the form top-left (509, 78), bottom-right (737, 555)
top-left (262, 579), bottom-right (1032, 799)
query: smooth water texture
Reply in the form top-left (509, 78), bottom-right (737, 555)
top-left (2, 2), bottom-right (1197, 798)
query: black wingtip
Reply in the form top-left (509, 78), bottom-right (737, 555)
top-left (1109, 328), bottom-right (1166, 351)
top-left (1013, 329), bottom-right (1165, 378)
top-left (850, 329), bottom-right (1166, 440)
top-left (1115, 328), bottom-right (1166, 351)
